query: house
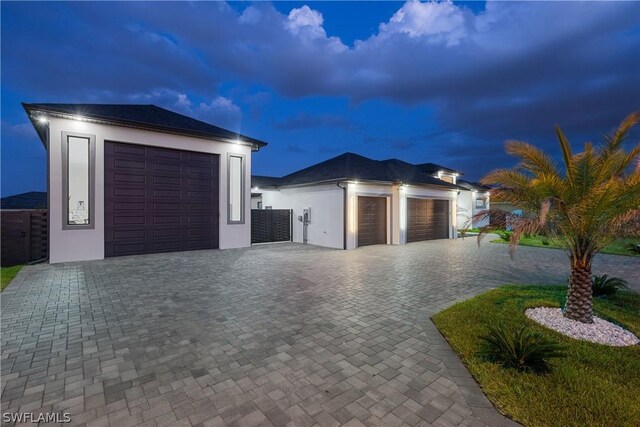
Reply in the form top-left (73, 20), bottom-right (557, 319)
top-left (23, 103), bottom-right (267, 263)
top-left (251, 153), bottom-right (476, 250)
top-left (454, 181), bottom-right (491, 229)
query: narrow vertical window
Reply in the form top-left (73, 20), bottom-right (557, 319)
top-left (228, 154), bottom-right (244, 223)
top-left (62, 132), bottom-right (95, 229)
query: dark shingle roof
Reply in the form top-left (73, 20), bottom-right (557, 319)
top-left (251, 176), bottom-right (285, 188)
top-left (457, 180), bottom-right (491, 192)
top-left (253, 153), bottom-right (462, 190)
top-left (416, 162), bottom-right (462, 175)
top-left (22, 103), bottom-right (267, 149)
top-left (1, 192), bottom-right (47, 209)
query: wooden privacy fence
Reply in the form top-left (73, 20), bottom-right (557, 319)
top-left (1, 210), bottom-right (48, 267)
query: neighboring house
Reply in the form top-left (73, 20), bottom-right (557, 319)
top-left (456, 180), bottom-right (491, 229)
top-left (416, 164), bottom-right (491, 229)
top-left (23, 103), bottom-right (267, 263)
top-left (251, 153), bottom-right (469, 250)
top-left (0, 191), bottom-right (47, 209)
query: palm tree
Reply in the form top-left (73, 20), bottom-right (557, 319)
top-left (475, 112), bottom-right (640, 324)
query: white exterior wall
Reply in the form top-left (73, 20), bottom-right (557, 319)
top-left (457, 190), bottom-right (490, 229)
top-left (259, 181), bottom-right (459, 251)
top-left (47, 117), bottom-right (252, 263)
top-left (260, 184), bottom-right (344, 249)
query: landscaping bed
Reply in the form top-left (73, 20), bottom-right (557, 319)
top-left (432, 285), bottom-right (640, 427)
top-left (490, 236), bottom-right (640, 257)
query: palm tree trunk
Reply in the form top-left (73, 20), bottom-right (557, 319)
top-left (564, 260), bottom-right (593, 323)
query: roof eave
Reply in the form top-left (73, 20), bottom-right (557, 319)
top-left (22, 103), bottom-right (268, 151)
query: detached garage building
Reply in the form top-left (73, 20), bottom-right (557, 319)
top-left (252, 153), bottom-right (466, 250)
top-left (23, 103), bottom-right (266, 263)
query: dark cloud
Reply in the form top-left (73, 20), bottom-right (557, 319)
top-left (275, 113), bottom-right (353, 131)
top-left (2, 1), bottom-right (639, 192)
top-left (285, 144), bottom-right (307, 153)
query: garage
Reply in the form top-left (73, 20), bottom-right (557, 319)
top-left (105, 141), bottom-right (219, 257)
top-left (406, 198), bottom-right (449, 242)
top-left (358, 196), bottom-right (387, 247)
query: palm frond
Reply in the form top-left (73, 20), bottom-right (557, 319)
top-left (505, 140), bottom-right (560, 177)
top-left (556, 126), bottom-right (574, 184)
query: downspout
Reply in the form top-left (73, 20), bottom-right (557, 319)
top-left (337, 182), bottom-right (347, 250)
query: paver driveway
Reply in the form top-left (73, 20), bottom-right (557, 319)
top-left (1, 239), bottom-right (638, 427)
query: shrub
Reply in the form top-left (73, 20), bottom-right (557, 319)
top-left (541, 236), bottom-right (550, 246)
top-left (496, 230), bottom-right (512, 242)
top-left (626, 243), bottom-right (640, 254)
top-left (478, 323), bottom-right (566, 373)
top-left (591, 275), bottom-right (628, 297)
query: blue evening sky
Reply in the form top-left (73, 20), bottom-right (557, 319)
top-left (2, 1), bottom-right (639, 196)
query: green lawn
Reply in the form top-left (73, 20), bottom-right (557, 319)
top-left (1, 265), bottom-right (23, 292)
top-left (432, 286), bottom-right (640, 427)
top-left (491, 236), bottom-right (640, 256)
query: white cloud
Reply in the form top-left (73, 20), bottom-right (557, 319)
top-left (286, 5), bottom-right (324, 37)
top-left (284, 5), bottom-right (347, 52)
top-left (126, 89), bottom-right (242, 130)
top-left (379, 0), bottom-right (466, 46)
top-left (239, 6), bottom-right (262, 25)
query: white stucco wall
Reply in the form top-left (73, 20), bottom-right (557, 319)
top-left (260, 181), bottom-right (459, 251)
top-left (260, 184), bottom-right (344, 249)
top-left (47, 116), bottom-right (253, 263)
top-left (457, 190), bottom-right (490, 229)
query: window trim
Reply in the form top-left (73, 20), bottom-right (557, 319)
top-left (227, 153), bottom-right (246, 224)
top-left (61, 131), bottom-right (96, 230)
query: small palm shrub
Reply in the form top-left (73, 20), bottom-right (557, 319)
top-left (626, 243), bottom-right (640, 254)
top-left (496, 230), bottom-right (512, 242)
top-left (478, 323), bottom-right (566, 373)
top-left (540, 236), bottom-right (550, 246)
top-left (592, 275), bottom-right (628, 297)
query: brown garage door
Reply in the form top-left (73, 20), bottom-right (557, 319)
top-left (358, 196), bottom-right (387, 247)
top-left (105, 141), bottom-right (219, 257)
top-left (406, 198), bottom-right (449, 242)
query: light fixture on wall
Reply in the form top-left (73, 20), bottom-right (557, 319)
top-left (37, 116), bottom-right (48, 124)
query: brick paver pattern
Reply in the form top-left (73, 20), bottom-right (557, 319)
top-left (1, 238), bottom-right (638, 426)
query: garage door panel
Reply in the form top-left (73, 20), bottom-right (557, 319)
top-left (113, 159), bottom-right (146, 170)
top-left (406, 198), bottom-right (449, 242)
top-left (111, 243), bottom-right (147, 256)
top-left (358, 196), bottom-right (387, 247)
top-left (113, 173), bottom-right (146, 184)
top-left (111, 187), bottom-right (146, 197)
top-left (105, 141), bottom-right (219, 257)
top-left (113, 144), bottom-right (145, 156)
top-left (153, 162), bottom-right (181, 172)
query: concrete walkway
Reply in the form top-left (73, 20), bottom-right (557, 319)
top-left (1, 239), bottom-right (637, 426)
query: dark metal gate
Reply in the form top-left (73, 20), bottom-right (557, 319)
top-left (251, 209), bottom-right (292, 244)
top-left (1, 210), bottom-right (48, 266)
